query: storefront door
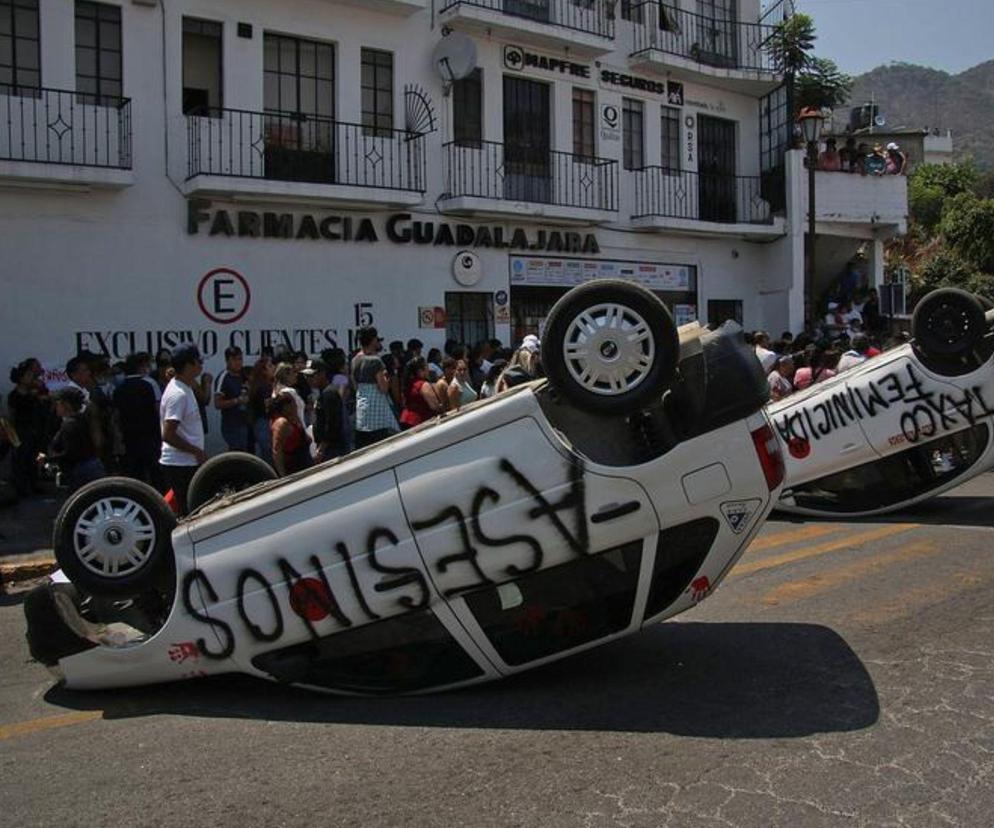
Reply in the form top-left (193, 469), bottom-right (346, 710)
top-left (503, 76), bottom-right (551, 204)
top-left (697, 114), bottom-right (737, 223)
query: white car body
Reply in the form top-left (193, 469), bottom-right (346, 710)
top-left (771, 343), bottom-right (994, 517)
top-left (49, 377), bottom-right (783, 695)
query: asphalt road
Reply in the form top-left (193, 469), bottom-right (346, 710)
top-left (3, 475), bottom-right (994, 827)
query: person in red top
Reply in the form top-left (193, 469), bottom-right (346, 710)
top-left (399, 357), bottom-right (445, 429)
top-left (269, 391), bottom-right (312, 476)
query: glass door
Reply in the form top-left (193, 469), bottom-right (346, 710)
top-left (696, 0), bottom-right (738, 67)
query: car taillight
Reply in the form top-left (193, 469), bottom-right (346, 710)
top-left (751, 423), bottom-right (785, 491)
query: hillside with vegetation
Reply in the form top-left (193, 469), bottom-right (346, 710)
top-left (847, 61), bottom-right (994, 169)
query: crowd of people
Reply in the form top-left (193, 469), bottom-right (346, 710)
top-left (750, 286), bottom-right (904, 403)
top-left (816, 137), bottom-right (907, 176)
top-left (0, 330), bottom-right (546, 515)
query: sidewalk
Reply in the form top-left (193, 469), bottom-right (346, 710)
top-left (0, 489), bottom-right (63, 588)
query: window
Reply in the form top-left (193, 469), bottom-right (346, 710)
top-left (453, 68), bottom-right (482, 147)
top-left (572, 87), bottom-right (595, 160)
top-left (622, 98), bottom-right (643, 170)
top-left (0, 0), bottom-right (40, 92)
top-left (361, 48), bottom-right (393, 136)
top-left (263, 34), bottom-right (335, 118)
top-left (75, 1), bottom-right (122, 105)
top-left (707, 299), bottom-right (743, 328)
top-left (661, 105), bottom-right (680, 173)
top-left (445, 292), bottom-right (494, 346)
top-left (182, 18), bottom-right (222, 115)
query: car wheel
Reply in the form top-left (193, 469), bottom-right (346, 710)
top-left (912, 288), bottom-right (986, 357)
top-left (53, 478), bottom-right (176, 597)
top-left (542, 279), bottom-right (679, 414)
top-left (187, 452), bottom-right (277, 513)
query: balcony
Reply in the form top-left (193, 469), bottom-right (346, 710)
top-left (628, 2), bottom-right (782, 95)
top-left (438, 0), bottom-right (615, 58)
top-left (184, 108), bottom-right (427, 207)
top-left (812, 169), bottom-right (908, 237)
top-left (0, 85), bottom-right (133, 189)
top-left (631, 167), bottom-right (785, 239)
top-left (439, 139), bottom-right (618, 224)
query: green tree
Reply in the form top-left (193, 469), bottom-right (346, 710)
top-left (911, 161), bottom-right (978, 200)
top-left (795, 58), bottom-right (853, 111)
top-left (908, 180), bottom-right (945, 230)
top-left (768, 12), bottom-right (815, 75)
top-left (940, 192), bottom-right (994, 272)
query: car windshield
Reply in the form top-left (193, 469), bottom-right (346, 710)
top-left (787, 424), bottom-right (989, 513)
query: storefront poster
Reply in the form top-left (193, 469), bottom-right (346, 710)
top-left (510, 256), bottom-right (693, 292)
top-left (674, 304), bottom-right (698, 326)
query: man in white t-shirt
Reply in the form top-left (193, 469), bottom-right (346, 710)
top-left (159, 344), bottom-right (206, 515)
top-left (753, 331), bottom-right (778, 374)
top-left (836, 334), bottom-right (871, 373)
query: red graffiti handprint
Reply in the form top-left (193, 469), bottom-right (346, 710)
top-left (690, 576), bottom-right (711, 603)
top-left (788, 437), bottom-right (811, 459)
top-left (168, 641), bottom-right (200, 663)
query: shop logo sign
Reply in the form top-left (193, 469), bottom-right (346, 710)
top-left (503, 45), bottom-right (525, 71)
top-left (503, 44), bottom-right (589, 77)
top-left (197, 268), bottom-right (250, 324)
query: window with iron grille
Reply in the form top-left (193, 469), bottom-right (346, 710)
top-left (453, 68), bottom-right (482, 147)
top-left (0, 0), bottom-right (40, 93)
top-left (661, 105), bottom-right (680, 173)
top-left (445, 292), bottom-right (494, 346)
top-left (572, 87), bottom-right (595, 160)
top-left (622, 98), bottom-right (644, 171)
top-left (75, 1), bottom-right (121, 105)
top-left (361, 48), bottom-right (393, 137)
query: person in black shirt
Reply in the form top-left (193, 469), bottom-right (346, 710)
top-left (39, 387), bottom-right (105, 492)
top-left (304, 360), bottom-right (346, 462)
top-left (114, 352), bottom-right (162, 489)
top-left (7, 360), bottom-right (48, 495)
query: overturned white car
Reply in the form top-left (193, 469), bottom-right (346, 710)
top-left (25, 281), bottom-right (784, 695)
top-left (773, 288), bottom-right (994, 517)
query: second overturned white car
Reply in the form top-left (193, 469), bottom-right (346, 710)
top-left (773, 288), bottom-right (994, 517)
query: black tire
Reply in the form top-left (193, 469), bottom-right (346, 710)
top-left (187, 452), bottom-right (277, 513)
top-left (542, 279), bottom-right (679, 414)
top-left (912, 288), bottom-right (986, 357)
top-left (53, 477), bottom-right (176, 597)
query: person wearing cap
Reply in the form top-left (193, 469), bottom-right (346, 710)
top-left (817, 138), bottom-right (842, 171)
top-left (304, 359), bottom-right (346, 462)
top-left (38, 387), bottom-right (105, 492)
top-left (885, 142), bottom-right (907, 175)
top-left (159, 344), bottom-right (207, 515)
top-left (214, 345), bottom-right (251, 452)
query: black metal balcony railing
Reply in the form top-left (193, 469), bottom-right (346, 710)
top-left (630, 1), bottom-right (778, 74)
top-left (0, 85), bottom-right (132, 169)
top-left (441, 0), bottom-right (614, 39)
top-left (443, 139), bottom-right (618, 212)
top-left (186, 108), bottom-right (427, 192)
top-left (632, 167), bottom-right (775, 225)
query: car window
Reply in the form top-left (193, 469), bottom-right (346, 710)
top-left (644, 517), bottom-right (720, 619)
top-left (250, 608), bottom-right (484, 694)
top-left (786, 424), bottom-right (989, 514)
top-left (461, 541), bottom-right (642, 666)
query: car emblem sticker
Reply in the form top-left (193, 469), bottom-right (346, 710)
top-left (720, 499), bottom-right (761, 534)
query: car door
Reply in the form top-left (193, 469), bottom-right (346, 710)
top-left (188, 471), bottom-right (497, 693)
top-left (396, 416), bottom-right (660, 674)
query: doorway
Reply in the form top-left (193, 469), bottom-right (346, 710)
top-left (503, 76), bottom-right (551, 203)
top-left (697, 114), bottom-right (737, 222)
top-left (504, 0), bottom-right (551, 23)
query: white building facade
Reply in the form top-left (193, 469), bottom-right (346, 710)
top-left (0, 0), bottom-right (907, 390)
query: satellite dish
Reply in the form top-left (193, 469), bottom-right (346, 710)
top-left (874, 114), bottom-right (887, 127)
top-left (433, 33), bottom-right (477, 90)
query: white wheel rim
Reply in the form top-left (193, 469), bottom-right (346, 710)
top-left (72, 496), bottom-right (157, 579)
top-left (563, 302), bottom-right (656, 396)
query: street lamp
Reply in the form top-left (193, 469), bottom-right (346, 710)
top-left (798, 106), bottom-right (825, 330)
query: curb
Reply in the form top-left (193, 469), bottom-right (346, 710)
top-left (0, 554), bottom-right (57, 588)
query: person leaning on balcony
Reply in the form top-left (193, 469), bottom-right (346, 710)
top-left (817, 138), bottom-right (842, 171)
top-left (865, 145), bottom-right (888, 176)
top-left (854, 143), bottom-right (871, 175)
top-left (885, 142), bottom-right (907, 175)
